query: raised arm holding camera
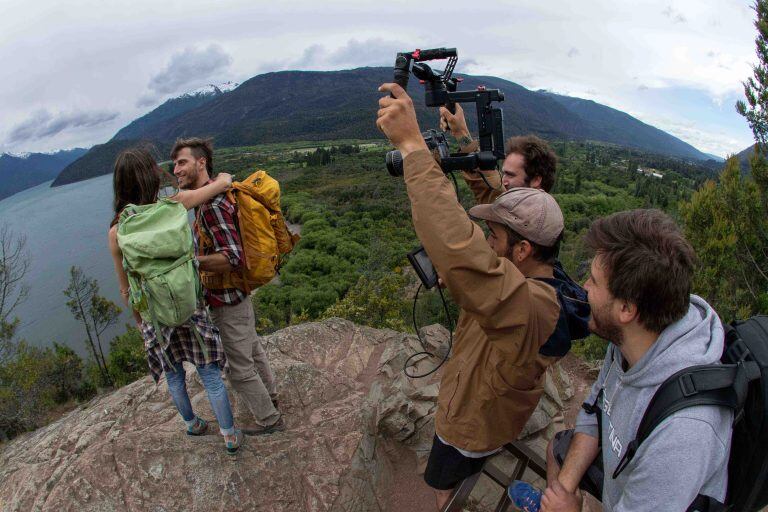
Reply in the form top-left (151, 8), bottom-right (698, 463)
top-left (377, 81), bottom-right (570, 510)
top-left (439, 99), bottom-right (589, 312)
top-left (439, 103), bottom-right (558, 196)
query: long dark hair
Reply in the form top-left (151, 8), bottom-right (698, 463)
top-left (111, 147), bottom-right (166, 226)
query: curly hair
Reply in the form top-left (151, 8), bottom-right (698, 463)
top-left (504, 135), bottom-right (558, 192)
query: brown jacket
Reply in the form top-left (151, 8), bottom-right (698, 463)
top-left (404, 150), bottom-right (560, 452)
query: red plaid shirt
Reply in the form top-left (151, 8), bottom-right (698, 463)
top-left (141, 306), bottom-right (226, 383)
top-left (194, 189), bottom-right (248, 307)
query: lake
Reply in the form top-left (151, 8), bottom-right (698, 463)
top-left (0, 174), bottom-right (302, 358)
top-left (0, 174), bottom-right (133, 357)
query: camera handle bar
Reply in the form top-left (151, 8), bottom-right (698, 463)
top-left (389, 47), bottom-right (506, 173)
top-left (441, 88), bottom-right (506, 171)
top-left (393, 48), bottom-right (457, 92)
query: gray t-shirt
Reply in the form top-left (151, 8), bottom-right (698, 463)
top-left (575, 296), bottom-right (732, 511)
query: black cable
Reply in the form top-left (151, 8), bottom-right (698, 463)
top-left (477, 166), bottom-right (504, 192)
top-left (403, 282), bottom-right (455, 379)
top-left (449, 171), bottom-right (459, 197)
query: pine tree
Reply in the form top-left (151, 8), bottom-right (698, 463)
top-left (64, 266), bottom-right (120, 386)
top-left (681, 157), bottom-right (768, 319)
top-left (737, 0), bottom-right (768, 150)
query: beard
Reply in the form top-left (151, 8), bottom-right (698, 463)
top-left (177, 173), bottom-right (193, 190)
top-left (589, 300), bottom-right (624, 345)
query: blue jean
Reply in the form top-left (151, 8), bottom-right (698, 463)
top-left (165, 362), bottom-right (235, 436)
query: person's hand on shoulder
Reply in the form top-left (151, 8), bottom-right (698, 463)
top-left (215, 172), bottom-right (233, 189)
top-left (439, 104), bottom-right (471, 142)
top-left (376, 83), bottom-right (428, 158)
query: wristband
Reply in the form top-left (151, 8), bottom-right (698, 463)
top-left (458, 134), bottom-right (473, 147)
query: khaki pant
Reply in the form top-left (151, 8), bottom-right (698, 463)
top-left (210, 298), bottom-right (279, 426)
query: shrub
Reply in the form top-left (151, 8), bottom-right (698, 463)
top-left (108, 326), bottom-right (147, 387)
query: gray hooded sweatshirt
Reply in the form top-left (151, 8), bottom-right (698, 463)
top-left (575, 295), bottom-right (733, 511)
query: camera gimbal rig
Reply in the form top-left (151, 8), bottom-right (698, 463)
top-left (387, 47), bottom-right (506, 174)
top-left (387, 49), bottom-right (508, 378)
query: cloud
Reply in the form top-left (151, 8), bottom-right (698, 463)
top-left (145, 44), bottom-right (232, 97)
top-left (662, 6), bottom-right (687, 23)
top-left (646, 116), bottom-right (746, 158)
top-left (326, 38), bottom-right (407, 67)
top-left (0, 1), bottom-right (755, 154)
top-left (293, 44), bottom-right (325, 69)
top-left (264, 38), bottom-right (408, 72)
top-left (135, 94), bottom-right (159, 108)
top-left (8, 109), bottom-right (118, 143)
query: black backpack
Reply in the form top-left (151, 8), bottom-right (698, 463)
top-left (535, 261), bottom-right (591, 358)
top-left (610, 316), bottom-right (768, 512)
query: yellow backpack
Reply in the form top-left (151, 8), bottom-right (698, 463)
top-left (197, 170), bottom-right (300, 293)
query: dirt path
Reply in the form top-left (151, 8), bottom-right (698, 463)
top-left (382, 441), bottom-right (437, 512)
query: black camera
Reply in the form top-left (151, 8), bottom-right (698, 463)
top-left (386, 129), bottom-right (450, 177)
top-left (385, 48), bottom-right (506, 175)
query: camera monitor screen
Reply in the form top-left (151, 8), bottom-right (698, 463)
top-left (407, 246), bottom-right (438, 289)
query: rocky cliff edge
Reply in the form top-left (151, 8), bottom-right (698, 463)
top-left (0, 319), bottom-right (574, 512)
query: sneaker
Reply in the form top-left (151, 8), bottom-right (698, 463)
top-left (507, 480), bottom-right (542, 512)
top-left (186, 417), bottom-right (208, 436)
top-left (242, 416), bottom-right (286, 436)
top-left (224, 429), bottom-right (245, 455)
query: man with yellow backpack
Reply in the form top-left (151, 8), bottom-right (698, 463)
top-left (172, 138), bottom-right (297, 435)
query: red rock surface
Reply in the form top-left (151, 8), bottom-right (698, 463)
top-left (0, 319), bottom-right (579, 512)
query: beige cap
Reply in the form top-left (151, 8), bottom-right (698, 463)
top-left (469, 187), bottom-right (564, 246)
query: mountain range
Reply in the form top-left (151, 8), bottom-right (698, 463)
top-left (0, 149), bottom-right (88, 200)
top-left (51, 67), bottom-right (718, 186)
top-left (735, 143), bottom-right (761, 173)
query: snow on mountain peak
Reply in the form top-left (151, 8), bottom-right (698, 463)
top-left (2, 152), bottom-right (31, 159)
top-left (217, 81), bottom-right (239, 92)
top-left (182, 81), bottom-right (239, 98)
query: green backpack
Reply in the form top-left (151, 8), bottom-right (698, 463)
top-left (117, 198), bottom-right (200, 331)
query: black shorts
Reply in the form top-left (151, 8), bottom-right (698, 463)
top-left (552, 429), bottom-right (604, 500)
top-left (423, 434), bottom-right (491, 491)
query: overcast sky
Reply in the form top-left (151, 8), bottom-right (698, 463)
top-left (0, 0), bottom-right (758, 157)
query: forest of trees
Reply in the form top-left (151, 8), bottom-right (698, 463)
top-left (0, 129), bottom-right (758, 441)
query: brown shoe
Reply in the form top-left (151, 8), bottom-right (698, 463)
top-left (242, 416), bottom-right (286, 436)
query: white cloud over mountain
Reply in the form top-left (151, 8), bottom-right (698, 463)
top-left (0, 0), bottom-right (757, 156)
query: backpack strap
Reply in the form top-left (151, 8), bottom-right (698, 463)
top-left (685, 495), bottom-right (727, 512)
top-left (581, 387), bottom-right (604, 443)
top-left (118, 204), bottom-right (137, 225)
top-left (227, 188), bottom-right (254, 294)
top-left (612, 360), bottom-right (760, 479)
top-left (581, 346), bottom-right (615, 443)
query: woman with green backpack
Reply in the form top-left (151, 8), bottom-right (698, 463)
top-left (107, 147), bottom-right (244, 455)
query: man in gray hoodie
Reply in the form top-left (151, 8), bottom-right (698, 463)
top-left (535, 209), bottom-right (733, 512)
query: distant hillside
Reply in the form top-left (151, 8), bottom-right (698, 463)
top-left (52, 86), bottom-right (228, 186)
top-left (540, 92), bottom-right (711, 161)
top-left (704, 153), bottom-right (725, 162)
top-left (736, 144), bottom-right (758, 173)
top-left (113, 84), bottom-right (235, 141)
top-left (54, 67), bottom-right (713, 186)
top-left (51, 139), bottom-right (170, 187)
top-left (0, 148), bottom-right (87, 199)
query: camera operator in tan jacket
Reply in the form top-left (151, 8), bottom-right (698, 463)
top-left (376, 83), bottom-right (564, 510)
